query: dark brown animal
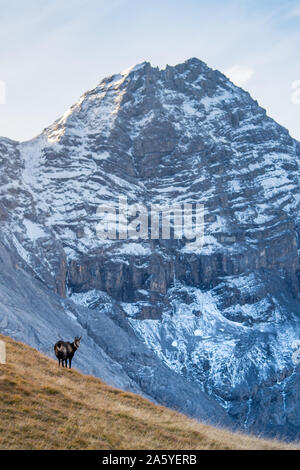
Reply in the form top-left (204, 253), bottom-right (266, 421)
top-left (54, 336), bottom-right (81, 369)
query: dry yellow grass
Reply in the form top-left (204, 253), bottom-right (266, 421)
top-left (0, 333), bottom-right (297, 450)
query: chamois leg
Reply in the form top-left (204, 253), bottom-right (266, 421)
top-left (58, 358), bottom-right (61, 367)
top-left (69, 358), bottom-right (72, 369)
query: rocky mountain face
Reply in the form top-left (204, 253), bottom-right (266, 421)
top-left (0, 58), bottom-right (299, 439)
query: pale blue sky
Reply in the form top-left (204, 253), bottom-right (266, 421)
top-left (0, 0), bottom-right (299, 141)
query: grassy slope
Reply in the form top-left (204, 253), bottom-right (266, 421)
top-left (0, 334), bottom-right (297, 450)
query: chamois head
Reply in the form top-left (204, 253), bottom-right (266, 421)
top-left (74, 336), bottom-right (82, 349)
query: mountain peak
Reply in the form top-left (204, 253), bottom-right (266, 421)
top-left (121, 61), bottom-right (150, 76)
top-left (1, 57), bottom-right (300, 441)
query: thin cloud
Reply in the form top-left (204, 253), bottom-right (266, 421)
top-left (225, 65), bottom-right (254, 87)
top-left (286, 5), bottom-right (300, 17)
top-left (291, 79), bottom-right (300, 104)
top-left (0, 80), bottom-right (6, 105)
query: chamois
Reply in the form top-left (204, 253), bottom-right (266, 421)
top-left (54, 336), bottom-right (81, 369)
